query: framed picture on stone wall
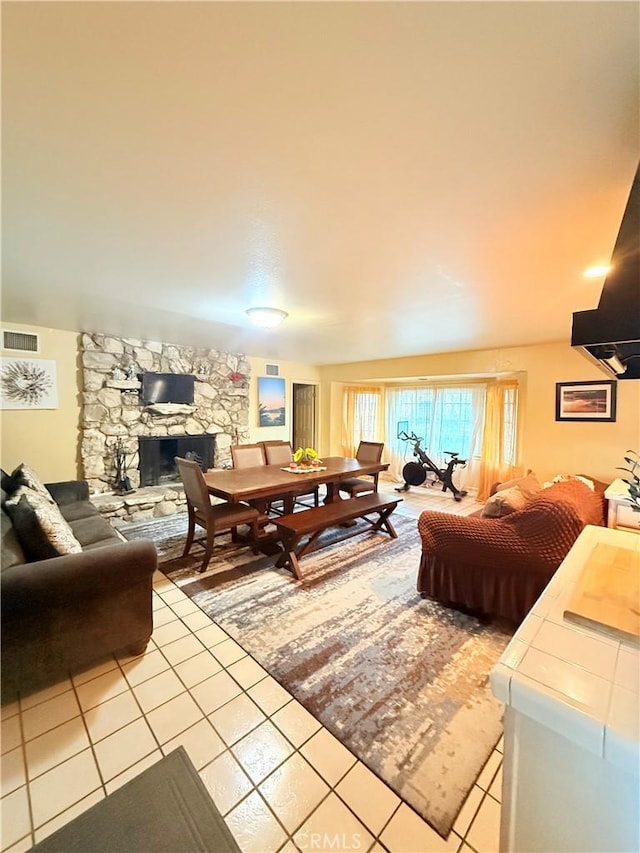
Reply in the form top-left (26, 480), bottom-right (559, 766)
top-left (258, 376), bottom-right (285, 427)
top-left (0, 357), bottom-right (58, 409)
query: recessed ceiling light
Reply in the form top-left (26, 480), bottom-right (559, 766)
top-left (583, 265), bottom-right (611, 278)
top-left (246, 307), bottom-right (288, 328)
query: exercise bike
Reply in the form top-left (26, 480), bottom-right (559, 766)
top-left (395, 430), bottom-right (468, 501)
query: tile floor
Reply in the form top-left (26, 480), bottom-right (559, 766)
top-left (1, 486), bottom-right (503, 853)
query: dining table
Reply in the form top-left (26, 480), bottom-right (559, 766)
top-left (203, 456), bottom-right (389, 509)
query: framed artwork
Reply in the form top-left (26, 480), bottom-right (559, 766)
top-left (555, 380), bottom-right (617, 422)
top-left (0, 357), bottom-right (58, 409)
top-left (258, 376), bottom-right (286, 426)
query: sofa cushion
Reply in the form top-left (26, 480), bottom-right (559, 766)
top-left (59, 501), bottom-right (102, 523)
top-left (482, 485), bottom-right (529, 518)
top-left (4, 487), bottom-right (82, 559)
top-left (1, 505), bottom-right (26, 569)
top-left (69, 515), bottom-right (120, 548)
top-left (10, 463), bottom-right (55, 504)
top-left (496, 472), bottom-right (542, 500)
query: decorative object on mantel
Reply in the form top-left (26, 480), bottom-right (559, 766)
top-left (111, 437), bottom-right (135, 495)
top-left (229, 371), bottom-right (247, 386)
top-left (145, 403), bottom-right (197, 416)
top-left (105, 378), bottom-right (141, 390)
top-left (617, 449), bottom-right (640, 512)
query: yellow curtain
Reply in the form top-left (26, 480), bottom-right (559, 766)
top-left (341, 386), bottom-right (383, 457)
top-left (477, 380), bottom-right (520, 500)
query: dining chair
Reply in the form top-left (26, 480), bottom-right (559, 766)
top-left (175, 457), bottom-right (259, 573)
top-left (338, 441), bottom-right (384, 498)
top-left (263, 441), bottom-right (320, 513)
top-left (230, 443), bottom-right (266, 469)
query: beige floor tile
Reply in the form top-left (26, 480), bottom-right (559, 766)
top-left (335, 761), bottom-right (400, 836)
top-left (195, 622), bottom-right (229, 648)
top-left (28, 748), bottom-right (102, 829)
top-left (170, 598), bottom-right (201, 617)
top-left (225, 790), bottom-right (288, 853)
top-left (2, 834), bottom-right (33, 852)
top-left (104, 751), bottom-right (164, 795)
top-left (182, 610), bottom-right (216, 632)
top-left (1, 747), bottom-right (25, 796)
top-left (211, 638), bottom-right (248, 667)
top-left (488, 765), bottom-right (503, 803)
top-left (132, 668), bottom-right (185, 713)
top-left (0, 700), bottom-right (20, 721)
top-left (152, 591), bottom-right (167, 609)
top-left (227, 656), bottom-right (268, 689)
top-left (174, 650), bottom-right (223, 689)
top-left (209, 694), bottom-right (266, 746)
top-left (83, 689), bottom-right (142, 744)
top-left (145, 692), bottom-right (204, 744)
top-left (33, 789), bottom-right (105, 844)
top-left (299, 728), bottom-right (357, 787)
top-left (1, 716), bottom-right (22, 755)
top-left (191, 669), bottom-right (243, 715)
top-left (152, 606), bottom-right (180, 628)
top-left (199, 750), bottom-right (253, 816)
top-left (158, 585), bottom-right (187, 604)
top-left (495, 735), bottom-right (504, 754)
top-left (93, 717), bottom-right (157, 782)
top-left (163, 719), bottom-right (226, 771)
top-left (232, 721), bottom-right (295, 785)
top-left (476, 751), bottom-right (502, 792)
top-left (121, 648), bottom-right (171, 687)
top-left (74, 668), bottom-right (130, 713)
top-left (247, 678), bottom-right (292, 717)
top-left (379, 803), bottom-right (460, 853)
top-left (465, 793), bottom-right (501, 853)
top-left (160, 633), bottom-right (207, 666)
top-left (70, 658), bottom-right (119, 686)
top-left (152, 572), bottom-right (173, 590)
top-left (151, 618), bottom-right (191, 647)
top-left (21, 690), bottom-right (81, 742)
top-left (1, 786), bottom-right (31, 850)
top-left (453, 784), bottom-right (484, 838)
top-left (19, 679), bottom-right (73, 711)
top-left (271, 700), bottom-right (321, 748)
top-left (25, 717), bottom-right (90, 781)
top-left (293, 792), bottom-right (373, 852)
top-left (258, 753), bottom-right (329, 834)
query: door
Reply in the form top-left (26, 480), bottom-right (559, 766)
top-left (292, 383), bottom-right (317, 450)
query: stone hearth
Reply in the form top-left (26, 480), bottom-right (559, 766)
top-left (91, 484), bottom-right (188, 524)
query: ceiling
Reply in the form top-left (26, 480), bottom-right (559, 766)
top-left (2, 1), bottom-right (639, 366)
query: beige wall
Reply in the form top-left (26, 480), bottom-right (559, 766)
top-left (317, 342), bottom-right (640, 485)
top-left (1, 324), bottom-right (82, 481)
top-left (0, 328), bottom-right (322, 481)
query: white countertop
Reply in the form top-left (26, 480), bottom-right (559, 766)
top-left (491, 524), bottom-right (640, 775)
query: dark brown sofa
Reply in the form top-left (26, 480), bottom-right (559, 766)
top-left (1, 471), bottom-right (157, 699)
top-left (417, 479), bottom-right (606, 624)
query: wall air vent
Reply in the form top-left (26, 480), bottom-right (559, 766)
top-left (2, 329), bottom-right (40, 353)
top-left (265, 363), bottom-right (280, 376)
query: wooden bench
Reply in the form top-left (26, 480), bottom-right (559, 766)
top-left (274, 493), bottom-right (402, 579)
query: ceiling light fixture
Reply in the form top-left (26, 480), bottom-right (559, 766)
top-left (583, 265), bottom-right (611, 278)
top-left (246, 307), bottom-right (288, 328)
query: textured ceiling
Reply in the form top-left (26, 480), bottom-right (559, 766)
top-left (2, 1), bottom-right (639, 365)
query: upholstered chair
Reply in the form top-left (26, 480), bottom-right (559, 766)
top-left (338, 441), bottom-right (384, 498)
top-left (263, 442), bottom-right (320, 513)
top-left (175, 457), bottom-right (259, 572)
top-left (230, 443), bottom-right (266, 469)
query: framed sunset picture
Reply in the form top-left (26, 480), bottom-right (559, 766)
top-left (258, 376), bottom-right (286, 426)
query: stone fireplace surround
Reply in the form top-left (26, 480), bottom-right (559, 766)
top-left (81, 333), bottom-right (250, 521)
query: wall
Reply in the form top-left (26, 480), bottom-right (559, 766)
top-left (1, 324), bottom-right (81, 481)
top-left (317, 342), bottom-right (640, 484)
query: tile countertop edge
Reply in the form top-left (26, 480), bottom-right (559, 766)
top-left (490, 525), bottom-right (639, 773)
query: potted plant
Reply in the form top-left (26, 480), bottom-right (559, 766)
top-left (617, 449), bottom-right (640, 512)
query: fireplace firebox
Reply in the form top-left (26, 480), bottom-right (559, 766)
top-left (138, 436), bottom-right (215, 486)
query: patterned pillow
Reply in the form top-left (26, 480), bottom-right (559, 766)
top-left (4, 487), bottom-right (82, 559)
top-left (482, 485), bottom-right (529, 518)
top-left (10, 463), bottom-right (55, 504)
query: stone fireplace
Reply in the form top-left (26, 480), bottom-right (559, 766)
top-left (80, 333), bottom-right (250, 496)
top-left (138, 435), bottom-right (215, 486)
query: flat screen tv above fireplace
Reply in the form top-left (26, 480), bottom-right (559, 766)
top-left (140, 372), bottom-right (195, 405)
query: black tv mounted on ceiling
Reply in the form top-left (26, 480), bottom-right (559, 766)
top-left (140, 372), bottom-right (195, 405)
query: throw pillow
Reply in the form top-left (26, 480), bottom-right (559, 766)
top-left (10, 463), bottom-right (55, 504)
top-left (481, 485), bottom-right (529, 518)
top-left (496, 472), bottom-right (541, 500)
top-left (4, 487), bottom-right (82, 560)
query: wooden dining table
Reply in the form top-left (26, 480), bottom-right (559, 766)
top-left (203, 456), bottom-right (389, 509)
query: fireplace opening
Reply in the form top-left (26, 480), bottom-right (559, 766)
top-left (138, 435), bottom-right (215, 486)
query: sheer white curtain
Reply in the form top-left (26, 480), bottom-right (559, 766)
top-left (385, 385), bottom-right (486, 491)
top-left (341, 386), bottom-right (383, 456)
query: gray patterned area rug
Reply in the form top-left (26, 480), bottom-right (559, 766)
top-left (123, 512), bottom-right (511, 837)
